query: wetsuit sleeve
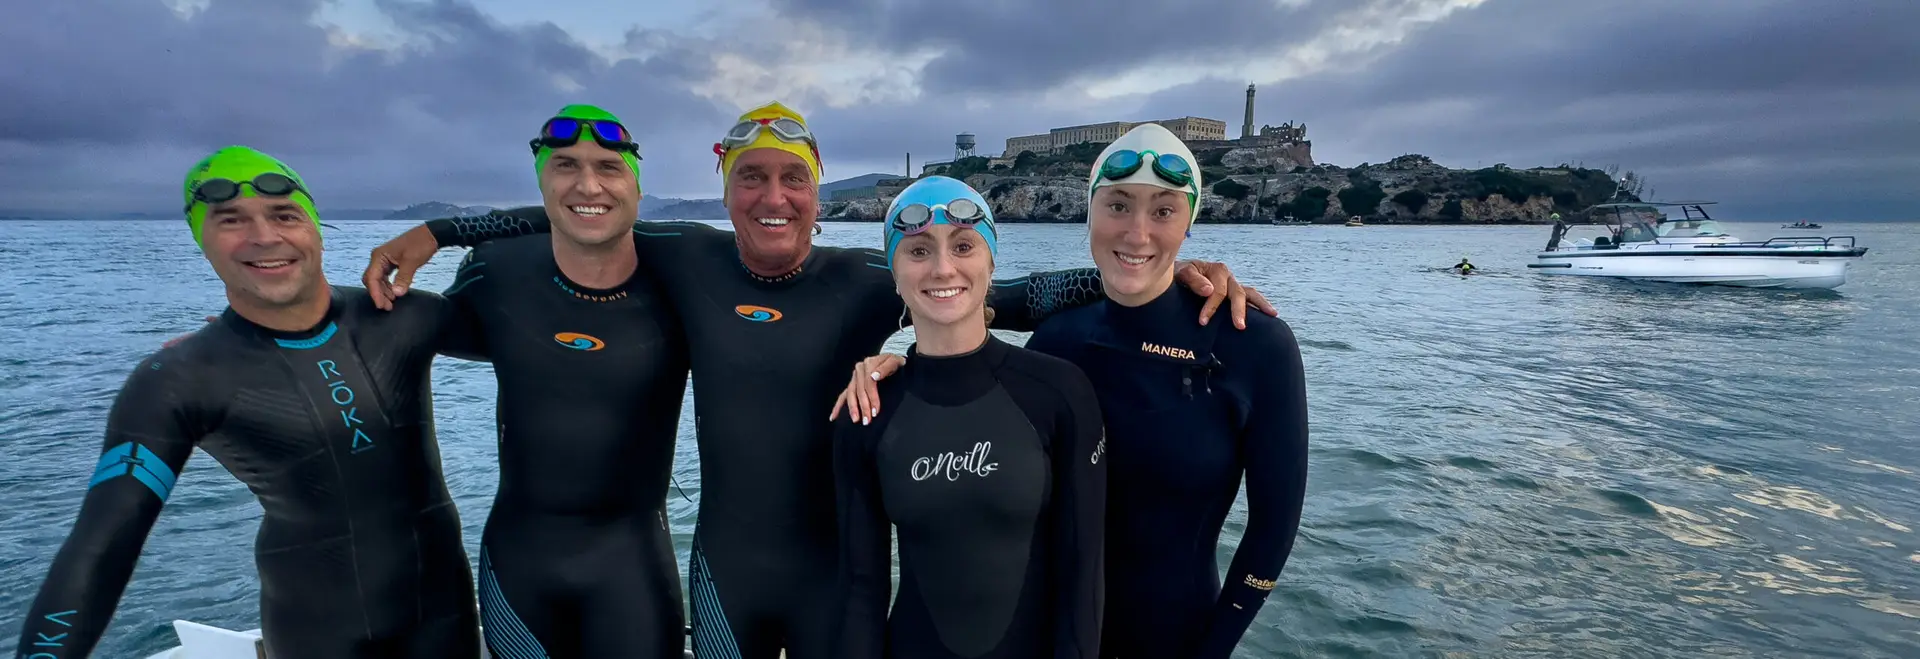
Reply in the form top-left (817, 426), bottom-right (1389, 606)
top-left (15, 355), bottom-right (200, 659)
top-left (1051, 369), bottom-right (1107, 659)
top-left (832, 416), bottom-right (890, 659)
top-left (986, 268), bottom-right (1106, 332)
top-left (1195, 320), bottom-right (1310, 659)
top-left (434, 251), bottom-right (491, 361)
top-left (424, 206), bottom-right (551, 247)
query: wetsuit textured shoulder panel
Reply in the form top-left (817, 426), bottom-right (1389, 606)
top-left (16, 287), bottom-right (479, 659)
top-left (835, 336), bottom-right (1106, 659)
top-left (443, 234), bottom-right (691, 658)
top-left (1027, 287), bottom-right (1308, 659)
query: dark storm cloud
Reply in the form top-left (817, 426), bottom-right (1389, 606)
top-left (0, 0), bottom-right (728, 212)
top-left (3, 0), bottom-right (1913, 220)
top-left (765, 0), bottom-right (1388, 94)
top-left (1113, 0), bottom-right (1920, 219)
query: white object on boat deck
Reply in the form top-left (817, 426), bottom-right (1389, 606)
top-left (142, 620), bottom-right (265, 659)
top-left (144, 619), bottom-right (726, 658)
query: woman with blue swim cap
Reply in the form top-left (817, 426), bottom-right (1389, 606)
top-left (833, 176), bottom-right (1109, 659)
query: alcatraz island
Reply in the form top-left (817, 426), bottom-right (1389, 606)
top-left (822, 84), bottom-right (1644, 225)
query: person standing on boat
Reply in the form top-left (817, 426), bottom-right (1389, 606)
top-left (837, 124), bottom-right (1310, 659)
top-left (834, 177), bottom-right (1107, 659)
top-left (14, 147), bottom-right (483, 659)
top-left (359, 101), bottom-right (1274, 659)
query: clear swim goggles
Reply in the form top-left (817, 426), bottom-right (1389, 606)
top-left (889, 198), bottom-right (986, 236)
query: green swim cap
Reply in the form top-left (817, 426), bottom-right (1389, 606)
top-left (533, 104), bottom-right (642, 194)
top-left (182, 146), bottom-right (320, 248)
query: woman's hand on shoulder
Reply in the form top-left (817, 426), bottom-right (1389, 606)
top-left (829, 352), bottom-right (906, 425)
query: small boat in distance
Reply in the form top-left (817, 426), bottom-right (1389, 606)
top-left (1782, 220), bottom-right (1824, 229)
top-left (1528, 201), bottom-right (1869, 289)
top-left (1346, 216), bottom-right (1365, 227)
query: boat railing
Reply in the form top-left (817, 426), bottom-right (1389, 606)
top-left (1691, 236), bottom-right (1858, 250)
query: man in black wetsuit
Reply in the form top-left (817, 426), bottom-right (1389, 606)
top-left (449, 104), bottom-right (691, 658)
top-left (14, 147), bottom-right (481, 659)
top-left (361, 102), bottom-right (1274, 659)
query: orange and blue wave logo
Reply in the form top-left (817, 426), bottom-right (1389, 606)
top-left (734, 305), bottom-right (783, 322)
top-left (553, 332), bottom-right (606, 351)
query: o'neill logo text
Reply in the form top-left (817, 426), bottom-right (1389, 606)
top-left (1141, 341), bottom-right (1197, 361)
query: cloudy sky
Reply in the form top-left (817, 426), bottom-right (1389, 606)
top-left (4, 0), bottom-right (1914, 220)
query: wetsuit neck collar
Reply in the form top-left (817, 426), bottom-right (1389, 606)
top-left (903, 333), bottom-right (1009, 406)
top-left (1101, 285), bottom-right (1200, 335)
top-left (551, 242), bottom-right (641, 302)
top-left (223, 286), bottom-right (343, 344)
top-left (737, 246), bottom-right (819, 286)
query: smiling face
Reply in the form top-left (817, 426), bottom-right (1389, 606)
top-left (540, 140), bottom-right (640, 247)
top-left (1089, 183), bottom-right (1191, 305)
top-left (892, 224), bottom-right (993, 329)
top-left (201, 195), bottom-right (325, 308)
top-left (726, 148), bottom-right (818, 273)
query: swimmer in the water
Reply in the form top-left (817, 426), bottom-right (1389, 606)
top-left (1454, 257), bottom-right (1475, 274)
top-left (834, 176), bottom-right (1107, 659)
top-left (446, 104), bottom-right (691, 658)
top-left (15, 147), bottom-right (483, 659)
top-left (841, 124), bottom-right (1310, 659)
top-left (360, 101), bottom-right (1274, 659)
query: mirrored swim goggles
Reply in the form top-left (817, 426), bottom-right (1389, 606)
top-left (183, 173), bottom-right (308, 215)
top-left (889, 197), bottom-right (986, 236)
top-left (528, 117), bottom-right (641, 156)
top-left (1096, 149), bottom-right (1196, 191)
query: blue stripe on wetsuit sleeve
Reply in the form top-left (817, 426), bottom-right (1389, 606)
top-left (87, 442), bottom-right (177, 502)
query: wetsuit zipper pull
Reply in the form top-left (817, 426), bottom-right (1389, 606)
top-left (1182, 372), bottom-right (1193, 398)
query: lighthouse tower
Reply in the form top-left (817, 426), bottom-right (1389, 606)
top-left (1241, 83), bottom-right (1256, 139)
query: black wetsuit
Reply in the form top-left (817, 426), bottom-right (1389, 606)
top-left (1024, 287), bottom-right (1309, 659)
top-left (14, 287), bottom-right (481, 659)
top-left (834, 336), bottom-right (1106, 659)
top-left (427, 209), bottom-right (1105, 659)
top-left (442, 234), bottom-right (690, 659)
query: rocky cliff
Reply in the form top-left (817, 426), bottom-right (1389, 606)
top-left (822, 150), bottom-right (1623, 224)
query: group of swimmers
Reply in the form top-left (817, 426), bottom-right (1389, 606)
top-left (13, 100), bottom-right (1310, 659)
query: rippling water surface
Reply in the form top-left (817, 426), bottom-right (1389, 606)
top-left (2, 219), bottom-right (1917, 658)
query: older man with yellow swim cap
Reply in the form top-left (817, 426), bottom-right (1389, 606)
top-left (19, 146), bottom-right (487, 659)
top-left (361, 100), bottom-right (1274, 659)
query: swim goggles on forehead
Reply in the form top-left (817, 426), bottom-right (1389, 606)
top-left (889, 197), bottom-right (986, 236)
top-left (184, 173), bottom-right (307, 214)
top-left (528, 117), bottom-right (641, 155)
top-left (713, 117), bottom-right (822, 170)
top-left (1097, 149), bottom-right (1196, 190)
top-left (721, 117), bottom-right (816, 149)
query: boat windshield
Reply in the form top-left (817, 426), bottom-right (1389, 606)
top-left (1656, 219), bottom-right (1728, 238)
top-left (1617, 222), bottom-right (1658, 243)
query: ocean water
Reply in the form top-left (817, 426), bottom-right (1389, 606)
top-left (2, 219), bottom-right (1917, 658)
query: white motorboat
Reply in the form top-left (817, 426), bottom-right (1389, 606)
top-left (1528, 201), bottom-right (1868, 289)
